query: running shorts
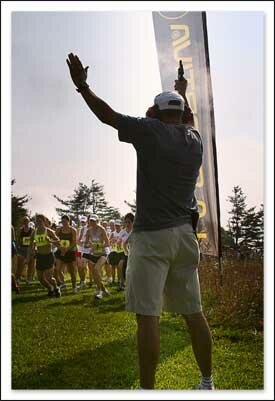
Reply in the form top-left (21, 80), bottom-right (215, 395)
top-left (82, 253), bottom-right (107, 264)
top-left (17, 246), bottom-right (29, 259)
top-left (36, 252), bottom-right (55, 271)
top-left (108, 251), bottom-right (125, 266)
top-left (55, 249), bottom-right (76, 263)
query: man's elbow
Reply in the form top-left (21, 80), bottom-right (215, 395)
top-left (99, 111), bottom-right (118, 129)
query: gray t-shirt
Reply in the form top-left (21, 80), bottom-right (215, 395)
top-left (117, 114), bottom-right (203, 232)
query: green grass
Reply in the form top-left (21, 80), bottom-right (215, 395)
top-left (12, 276), bottom-right (263, 390)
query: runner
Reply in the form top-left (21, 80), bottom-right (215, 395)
top-left (82, 214), bottom-right (110, 299)
top-left (83, 216), bottom-right (96, 288)
top-left (108, 219), bottom-right (123, 286)
top-left (109, 220), bottom-right (115, 237)
top-left (27, 214), bottom-right (61, 297)
top-left (101, 220), bottom-right (112, 283)
top-left (55, 215), bottom-right (78, 293)
top-left (76, 215), bottom-right (89, 289)
top-left (117, 213), bottom-right (134, 290)
top-left (16, 216), bottom-right (35, 285)
top-left (107, 219), bottom-right (115, 284)
top-left (11, 225), bottom-right (19, 293)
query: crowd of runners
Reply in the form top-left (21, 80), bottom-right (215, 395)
top-left (11, 212), bottom-right (135, 299)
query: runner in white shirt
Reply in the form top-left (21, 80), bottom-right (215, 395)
top-left (108, 220), bottom-right (123, 286)
top-left (117, 213), bottom-right (134, 291)
top-left (82, 214), bottom-right (110, 299)
top-left (77, 216), bottom-right (89, 289)
top-left (101, 220), bottom-right (112, 283)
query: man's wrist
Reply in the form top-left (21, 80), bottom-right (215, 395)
top-left (76, 82), bottom-right (90, 93)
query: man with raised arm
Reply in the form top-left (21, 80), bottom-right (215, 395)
top-left (66, 53), bottom-right (214, 390)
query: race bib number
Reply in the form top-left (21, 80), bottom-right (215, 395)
top-left (116, 243), bottom-right (123, 252)
top-left (22, 237), bottom-right (31, 246)
top-left (60, 239), bottom-right (70, 248)
top-left (34, 234), bottom-right (48, 247)
top-left (92, 241), bottom-right (104, 253)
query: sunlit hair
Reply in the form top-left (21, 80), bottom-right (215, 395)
top-left (124, 213), bottom-right (134, 223)
top-left (61, 215), bottom-right (71, 224)
top-left (36, 214), bottom-right (46, 222)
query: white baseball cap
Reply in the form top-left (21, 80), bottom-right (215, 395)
top-left (89, 214), bottom-right (98, 222)
top-left (114, 219), bottom-right (121, 226)
top-left (28, 222), bottom-right (35, 228)
top-left (109, 219), bottom-right (115, 224)
top-left (154, 91), bottom-right (185, 111)
top-left (80, 216), bottom-right (87, 222)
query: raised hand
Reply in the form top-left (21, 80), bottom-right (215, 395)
top-left (174, 78), bottom-right (188, 97)
top-left (66, 53), bottom-right (89, 88)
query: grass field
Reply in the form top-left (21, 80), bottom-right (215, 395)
top-left (12, 258), bottom-right (264, 390)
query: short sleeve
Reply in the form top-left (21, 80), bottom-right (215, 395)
top-left (116, 114), bottom-right (156, 147)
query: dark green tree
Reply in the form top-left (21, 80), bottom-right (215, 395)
top-left (255, 204), bottom-right (264, 257)
top-left (124, 191), bottom-right (136, 213)
top-left (99, 206), bottom-right (122, 221)
top-left (53, 180), bottom-right (121, 223)
top-left (240, 206), bottom-right (258, 254)
top-left (227, 186), bottom-right (247, 251)
top-left (220, 226), bottom-right (235, 253)
top-left (11, 179), bottom-right (31, 237)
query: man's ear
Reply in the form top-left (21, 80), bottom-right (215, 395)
top-left (146, 105), bottom-right (160, 119)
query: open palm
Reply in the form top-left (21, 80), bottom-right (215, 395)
top-left (66, 53), bottom-right (89, 88)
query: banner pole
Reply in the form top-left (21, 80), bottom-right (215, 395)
top-left (202, 12), bottom-right (223, 284)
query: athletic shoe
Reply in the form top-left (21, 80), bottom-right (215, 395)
top-left (59, 283), bottom-right (67, 290)
top-left (54, 287), bottom-right (61, 298)
top-left (47, 289), bottom-right (55, 297)
top-left (117, 286), bottom-right (125, 291)
top-left (194, 383), bottom-right (215, 390)
top-left (102, 289), bottom-right (110, 297)
top-left (78, 281), bottom-right (86, 290)
top-left (94, 290), bottom-right (103, 299)
top-left (72, 287), bottom-right (78, 294)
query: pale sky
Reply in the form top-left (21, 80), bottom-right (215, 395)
top-left (12, 11), bottom-right (264, 227)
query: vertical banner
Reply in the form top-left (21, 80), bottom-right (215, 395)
top-left (152, 11), bottom-right (222, 257)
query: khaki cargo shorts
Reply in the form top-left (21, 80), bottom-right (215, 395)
top-left (125, 223), bottom-right (202, 316)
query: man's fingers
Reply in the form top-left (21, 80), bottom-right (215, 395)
top-left (75, 55), bottom-right (84, 70)
top-left (68, 53), bottom-right (80, 70)
top-left (68, 53), bottom-right (75, 63)
top-left (66, 59), bottom-right (72, 69)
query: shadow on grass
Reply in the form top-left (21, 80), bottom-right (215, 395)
top-left (45, 293), bottom-right (126, 312)
top-left (12, 293), bottom-right (49, 304)
top-left (12, 318), bottom-right (190, 390)
top-left (13, 336), bottom-right (138, 389)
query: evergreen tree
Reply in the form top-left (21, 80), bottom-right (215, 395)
top-left (11, 179), bottom-right (31, 236)
top-left (227, 186), bottom-right (247, 251)
top-left (53, 180), bottom-right (120, 223)
top-left (124, 191), bottom-right (136, 213)
top-left (240, 206), bottom-right (258, 255)
top-left (254, 204), bottom-right (264, 257)
top-left (99, 206), bottom-right (122, 221)
top-left (220, 226), bottom-right (235, 252)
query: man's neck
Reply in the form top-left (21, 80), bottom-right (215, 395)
top-left (161, 117), bottom-right (182, 125)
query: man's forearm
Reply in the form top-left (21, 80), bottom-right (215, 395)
top-left (79, 86), bottom-right (118, 128)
